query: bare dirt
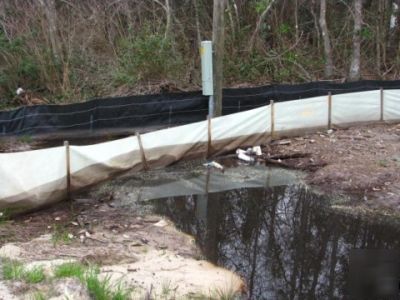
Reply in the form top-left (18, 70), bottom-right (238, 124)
top-left (1, 122), bottom-right (400, 298)
top-left (0, 192), bottom-right (245, 299)
top-left (264, 123), bottom-right (400, 212)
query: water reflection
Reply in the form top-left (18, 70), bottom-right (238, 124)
top-left (148, 185), bottom-right (400, 299)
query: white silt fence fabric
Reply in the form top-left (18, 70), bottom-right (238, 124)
top-left (383, 89), bottom-right (400, 121)
top-left (0, 147), bottom-right (67, 211)
top-left (332, 90), bottom-right (381, 125)
top-left (210, 105), bottom-right (270, 155)
top-left (70, 136), bottom-right (142, 189)
top-left (212, 106), bottom-right (270, 140)
top-left (0, 89), bottom-right (399, 212)
top-left (274, 96), bottom-right (328, 132)
top-left (141, 120), bottom-right (208, 168)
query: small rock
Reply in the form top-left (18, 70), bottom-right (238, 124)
top-left (309, 139), bottom-right (316, 144)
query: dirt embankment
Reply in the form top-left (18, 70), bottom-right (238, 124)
top-left (264, 123), bottom-right (400, 211)
top-left (0, 197), bottom-right (245, 299)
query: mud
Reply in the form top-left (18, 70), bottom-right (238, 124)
top-left (0, 161), bottom-right (264, 299)
top-left (265, 123), bottom-right (400, 212)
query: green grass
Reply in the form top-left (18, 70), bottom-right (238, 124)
top-left (2, 260), bottom-right (131, 299)
top-left (85, 269), bottom-right (112, 300)
top-left (84, 268), bottom-right (131, 300)
top-left (2, 260), bottom-right (45, 284)
top-left (23, 266), bottom-right (45, 283)
top-left (2, 259), bottom-right (24, 280)
top-left (53, 263), bottom-right (131, 300)
top-left (54, 262), bottom-right (85, 279)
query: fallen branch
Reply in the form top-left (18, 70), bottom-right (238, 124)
top-left (269, 153), bottom-right (311, 160)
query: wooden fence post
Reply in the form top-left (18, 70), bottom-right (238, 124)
top-left (136, 132), bottom-right (149, 171)
top-left (207, 115), bottom-right (212, 158)
top-left (380, 87), bottom-right (384, 122)
top-left (64, 141), bottom-right (71, 200)
top-left (328, 92), bottom-right (332, 129)
top-left (270, 100), bottom-right (275, 139)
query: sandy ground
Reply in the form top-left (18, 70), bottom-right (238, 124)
top-left (0, 194), bottom-right (245, 299)
top-left (264, 123), bottom-right (400, 212)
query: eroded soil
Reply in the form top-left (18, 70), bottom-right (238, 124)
top-left (0, 193), bottom-right (245, 299)
top-left (265, 123), bottom-right (400, 211)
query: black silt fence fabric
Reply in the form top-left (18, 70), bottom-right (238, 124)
top-left (1, 80), bottom-right (399, 136)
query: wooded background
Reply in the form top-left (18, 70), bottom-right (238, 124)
top-left (0, 0), bottom-right (399, 106)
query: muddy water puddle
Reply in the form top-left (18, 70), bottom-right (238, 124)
top-left (118, 166), bottom-right (400, 299)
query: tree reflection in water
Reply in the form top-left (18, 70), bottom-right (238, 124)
top-left (149, 185), bottom-right (400, 299)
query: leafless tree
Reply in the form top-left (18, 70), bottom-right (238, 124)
top-left (349, 0), bottom-right (363, 81)
top-left (319, 0), bottom-right (334, 78)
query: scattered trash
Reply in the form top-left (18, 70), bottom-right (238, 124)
top-left (237, 151), bottom-right (255, 162)
top-left (71, 221), bottom-right (79, 226)
top-left (203, 161), bottom-right (225, 172)
top-left (252, 146), bottom-right (262, 156)
top-left (309, 139), bottom-right (316, 144)
top-left (54, 217), bottom-right (61, 221)
top-left (67, 233), bottom-right (74, 239)
top-left (236, 146), bottom-right (263, 162)
top-left (327, 129), bottom-right (334, 134)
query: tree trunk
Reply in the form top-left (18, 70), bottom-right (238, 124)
top-left (212, 0), bottom-right (227, 117)
top-left (294, 0), bottom-right (299, 43)
top-left (38, 0), bottom-right (62, 61)
top-left (164, 0), bottom-right (172, 40)
top-left (348, 0), bottom-right (363, 81)
top-left (193, 0), bottom-right (202, 48)
top-left (248, 0), bottom-right (277, 52)
top-left (319, 0), bottom-right (334, 78)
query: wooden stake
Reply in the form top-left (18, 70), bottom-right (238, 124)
top-left (380, 87), bottom-right (384, 122)
top-left (328, 92), bottom-right (332, 129)
top-left (207, 115), bottom-right (212, 158)
top-left (270, 100), bottom-right (275, 139)
top-left (136, 132), bottom-right (149, 171)
top-left (64, 141), bottom-right (71, 200)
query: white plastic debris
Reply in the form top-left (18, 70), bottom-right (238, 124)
top-left (252, 146), bottom-right (262, 156)
top-left (16, 87), bottom-right (25, 95)
top-left (236, 149), bottom-right (247, 155)
top-left (203, 161), bottom-right (224, 172)
top-left (237, 152), bottom-right (255, 162)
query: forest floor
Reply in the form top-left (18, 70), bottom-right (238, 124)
top-left (264, 122), bottom-right (400, 214)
